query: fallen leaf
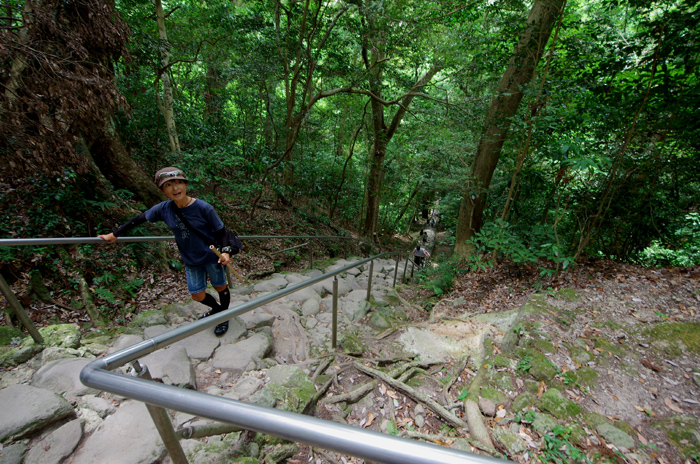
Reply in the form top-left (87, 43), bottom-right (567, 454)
top-left (642, 359), bottom-right (664, 372)
top-left (365, 412), bottom-right (375, 428)
top-left (637, 432), bottom-right (648, 446)
top-left (613, 395), bottom-right (619, 401)
top-left (633, 405), bottom-right (646, 412)
top-left (537, 381), bottom-right (546, 398)
top-left (665, 397), bottom-right (683, 413)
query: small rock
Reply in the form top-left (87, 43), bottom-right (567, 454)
top-left (479, 397), bottom-right (497, 417)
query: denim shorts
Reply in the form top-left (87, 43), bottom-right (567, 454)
top-left (185, 262), bottom-right (227, 294)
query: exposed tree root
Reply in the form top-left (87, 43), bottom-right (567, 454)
top-left (321, 380), bottom-right (377, 405)
top-left (353, 361), bottom-right (468, 430)
top-left (462, 340), bottom-right (496, 452)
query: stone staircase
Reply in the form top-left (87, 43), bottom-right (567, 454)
top-left (0, 257), bottom-right (499, 464)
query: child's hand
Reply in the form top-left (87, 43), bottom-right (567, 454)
top-left (219, 253), bottom-right (230, 266)
top-left (98, 233), bottom-right (117, 243)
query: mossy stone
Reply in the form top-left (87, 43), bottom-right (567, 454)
top-left (480, 387), bottom-right (508, 406)
top-left (582, 411), bottom-right (610, 429)
top-left (493, 355), bottom-right (515, 369)
top-left (529, 354), bottom-right (558, 381)
top-left (593, 336), bottom-right (625, 357)
top-left (265, 365), bottom-right (317, 413)
top-left (652, 415), bottom-right (700, 460)
top-left (569, 348), bottom-right (592, 365)
top-left (340, 333), bottom-right (366, 356)
top-left (487, 371), bottom-right (514, 391)
top-left (38, 324), bottom-right (81, 349)
top-left (575, 366), bottom-right (599, 386)
top-left (369, 312), bottom-right (392, 330)
top-left (537, 388), bottom-right (582, 419)
top-left (130, 310), bottom-right (168, 327)
top-left (0, 326), bottom-right (25, 346)
top-left (644, 322), bottom-right (700, 356)
top-left (569, 424), bottom-right (587, 445)
top-left (511, 391), bottom-right (537, 413)
top-left (492, 428), bottom-right (528, 455)
top-left (523, 379), bottom-right (540, 395)
top-left (532, 413), bottom-right (558, 435)
top-left (534, 339), bottom-right (556, 354)
top-left (596, 423), bottom-right (635, 450)
top-left (556, 288), bottom-right (579, 302)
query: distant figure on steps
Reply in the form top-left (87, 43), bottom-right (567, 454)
top-left (413, 244), bottom-right (430, 267)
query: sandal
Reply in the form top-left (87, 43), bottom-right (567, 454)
top-left (214, 320), bottom-right (229, 336)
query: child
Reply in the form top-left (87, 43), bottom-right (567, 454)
top-left (99, 167), bottom-right (234, 336)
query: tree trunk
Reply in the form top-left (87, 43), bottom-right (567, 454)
top-left (362, 61), bottom-right (442, 238)
top-left (154, 0), bottom-right (180, 153)
top-left (454, 0), bottom-right (566, 258)
top-left (89, 120), bottom-right (166, 207)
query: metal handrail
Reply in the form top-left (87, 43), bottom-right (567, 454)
top-left (0, 235), bottom-right (376, 247)
top-left (79, 252), bottom-right (504, 464)
top-left (1, 236), bottom-right (503, 463)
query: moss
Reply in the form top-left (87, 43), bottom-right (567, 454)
top-left (569, 424), bottom-right (587, 445)
top-left (486, 371), bottom-right (514, 391)
top-left (37, 324), bottom-right (81, 349)
top-left (537, 388), bottom-right (582, 420)
top-left (492, 355), bottom-right (515, 369)
top-left (0, 327), bottom-right (25, 346)
top-left (652, 415), bottom-right (700, 460)
top-left (569, 348), bottom-right (592, 365)
top-left (592, 336), bottom-right (626, 357)
top-left (533, 339), bottom-right (556, 354)
top-left (480, 387), bottom-right (508, 406)
top-left (615, 420), bottom-right (636, 438)
top-left (532, 413), bottom-right (558, 435)
top-left (556, 288), bottom-right (579, 302)
top-left (574, 366), bottom-right (599, 387)
top-left (529, 355), bottom-right (559, 381)
top-left (339, 332), bottom-right (366, 356)
top-left (644, 322), bottom-right (700, 356)
top-left (511, 391), bottom-right (537, 412)
top-left (582, 411), bottom-right (610, 429)
top-left (523, 379), bottom-right (540, 395)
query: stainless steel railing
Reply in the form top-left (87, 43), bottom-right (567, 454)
top-left (1, 236), bottom-right (504, 464)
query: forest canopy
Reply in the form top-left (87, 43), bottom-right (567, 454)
top-left (1, 0), bottom-right (699, 268)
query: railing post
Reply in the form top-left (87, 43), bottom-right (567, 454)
top-left (131, 361), bottom-right (189, 464)
top-left (366, 260), bottom-right (374, 302)
top-left (0, 274), bottom-right (43, 344)
top-left (403, 255), bottom-right (410, 283)
top-left (393, 255), bottom-right (400, 287)
top-left (309, 244), bottom-right (314, 270)
top-left (332, 277), bottom-right (338, 349)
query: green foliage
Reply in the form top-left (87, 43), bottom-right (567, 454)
top-left (466, 219), bottom-right (576, 274)
top-left (456, 388), bottom-right (468, 401)
top-left (516, 356), bottom-right (533, 375)
top-left (541, 426), bottom-right (592, 464)
top-left (415, 256), bottom-right (460, 296)
top-left (515, 409), bottom-right (535, 424)
top-left (636, 213), bottom-right (700, 266)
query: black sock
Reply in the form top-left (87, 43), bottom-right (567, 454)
top-left (200, 293), bottom-right (222, 314)
top-left (218, 288), bottom-right (230, 311)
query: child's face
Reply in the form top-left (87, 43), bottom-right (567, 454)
top-left (161, 179), bottom-right (188, 202)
